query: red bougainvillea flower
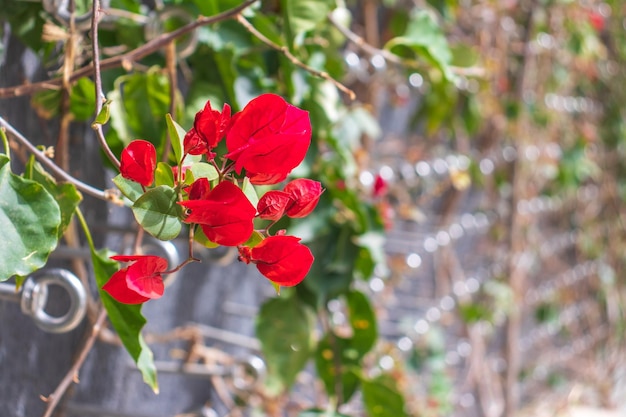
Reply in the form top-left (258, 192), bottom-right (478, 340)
top-left (225, 94), bottom-right (311, 185)
top-left (179, 181), bottom-right (256, 246)
top-left (103, 255), bottom-right (167, 304)
top-left (257, 190), bottom-right (292, 220)
top-left (238, 236), bottom-right (314, 286)
top-left (120, 140), bottom-right (157, 187)
top-left (184, 101), bottom-right (231, 156)
top-left (284, 178), bottom-right (323, 218)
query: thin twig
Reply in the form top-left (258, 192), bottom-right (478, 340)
top-left (91, 0), bottom-right (121, 169)
top-left (327, 12), bottom-right (485, 78)
top-left (0, 116), bottom-right (110, 201)
top-left (41, 308), bottom-right (107, 417)
top-left (0, 0), bottom-right (259, 99)
top-left (235, 14), bottom-right (356, 101)
top-left (162, 41), bottom-right (177, 163)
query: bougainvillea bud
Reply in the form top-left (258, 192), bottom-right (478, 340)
top-left (257, 190), bottom-right (292, 220)
top-left (284, 178), bottom-right (323, 218)
top-left (120, 140), bottom-right (157, 187)
top-left (184, 101), bottom-right (231, 156)
top-left (225, 94), bottom-right (311, 185)
top-left (103, 255), bottom-right (167, 304)
top-left (179, 181), bottom-right (256, 246)
top-left (187, 177), bottom-right (211, 201)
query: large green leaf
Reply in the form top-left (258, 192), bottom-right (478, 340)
top-left (107, 68), bottom-right (171, 154)
top-left (282, 0), bottom-right (332, 41)
top-left (0, 155), bottom-right (60, 281)
top-left (315, 333), bottom-right (361, 403)
top-left (91, 247), bottom-right (158, 392)
top-left (31, 78), bottom-right (96, 121)
top-left (345, 291), bottom-right (377, 357)
top-left (24, 156), bottom-right (82, 239)
top-left (256, 295), bottom-right (313, 395)
top-left (385, 10), bottom-right (455, 81)
top-left (361, 376), bottom-right (407, 417)
top-left (132, 185), bottom-right (182, 240)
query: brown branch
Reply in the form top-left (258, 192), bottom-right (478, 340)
top-left (0, 117), bottom-right (111, 201)
top-left (41, 308), bottom-right (107, 417)
top-left (235, 14), bottom-right (356, 101)
top-left (162, 41), bottom-right (177, 164)
top-left (91, 0), bottom-right (120, 169)
top-left (0, 0), bottom-right (259, 99)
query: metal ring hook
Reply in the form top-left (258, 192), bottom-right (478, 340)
top-left (21, 268), bottom-right (87, 334)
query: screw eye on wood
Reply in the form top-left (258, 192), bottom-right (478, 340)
top-left (0, 268), bottom-right (87, 333)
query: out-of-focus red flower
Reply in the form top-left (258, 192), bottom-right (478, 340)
top-left (184, 101), bottom-right (231, 156)
top-left (284, 178), bottom-right (323, 218)
top-left (373, 174), bottom-right (388, 197)
top-left (238, 236), bottom-right (314, 286)
top-left (103, 255), bottom-right (167, 304)
top-left (588, 11), bottom-right (605, 32)
top-left (171, 165), bottom-right (190, 184)
top-left (179, 181), bottom-right (256, 246)
top-left (257, 190), bottom-right (292, 220)
top-left (225, 94), bottom-right (311, 185)
top-left (120, 140), bottom-right (156, 187)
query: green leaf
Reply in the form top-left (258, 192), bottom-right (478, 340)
top-left (345, 291), bottom-right (377, 356)
top-left (282, 0), bottom-right (332, 40)
top-left (132, 185), bottom-right (182, 240)
top-left (31, 78), bottom-right (96, 121)
top-left (24, 156), bottom-right (82, 239)
top-left (93, 99), bottom-right (112, 127)
top-left (69, 78), bottom-right (96, 121)
top-left (362, 376), bottom-right (407, 417)
top-left (315, 333), bottom-right (361, 403)
top-left (165, 113), bottom-right (186, 165)
top-left (0, 155), bottom-right (60, 281)
top-left (107, 69), bottom-right (171, 154)
top-left (91, 248), bottom-right (158, 392)
top-left (154, 162), bottom-right (175, 187)
top-left (112, 174), bottom-right (144, 202)
top-left (189, 162), bottom-right (219, 181)
top-left (241, 177), bottom-right (259, 207)
top-left (385, 10), bottom-right (455, 81)
top-left (256, 296), bottom-right (313, 395)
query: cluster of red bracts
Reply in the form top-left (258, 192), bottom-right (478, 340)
top-left (104, 94), bottom-right (322, 305)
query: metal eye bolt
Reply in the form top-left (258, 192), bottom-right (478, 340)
top-left (0, 268), bottom-right (87, 334)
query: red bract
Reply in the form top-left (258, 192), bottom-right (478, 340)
top-left (120, 140), bottom-right (156, 187)
top-left (187, 177), bottom-right (211, 201)
top-left (103, 255), bottom-right (167, 304)
top-left (179, 181), bottom-right (256, 246)
top-left (284, 178), bottom-right (323, 218)
top-left (239, 236), bottom-right (314, 286)
top-left (257, 190), bottom-right (292, 220)
top-left (184, 101), bottom-right (231, 156)
top-left (225, 94), bottom-right (311, 185)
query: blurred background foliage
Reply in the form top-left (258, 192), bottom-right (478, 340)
top-left (2, 0), bottom-right (626, 416)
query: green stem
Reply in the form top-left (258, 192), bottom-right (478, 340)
top-left (75, 207), bottom-right (96, 253)
top-left (0, 126), bottom-right (9, 160)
